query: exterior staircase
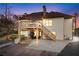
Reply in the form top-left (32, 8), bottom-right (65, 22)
top-left (39, 23), bottom-right (56, 41)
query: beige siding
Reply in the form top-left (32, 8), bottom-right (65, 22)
top-left (64, 19), bottom-right (73, 40)
top-left (43, 18), bottom-right (64, 40)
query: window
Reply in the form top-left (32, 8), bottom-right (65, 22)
top-left (43, 19), bottom-right (52, 26)
top-left (49, 20), bottom-right (52, 26)
top-left (46, 20), bottom-right (49, 26)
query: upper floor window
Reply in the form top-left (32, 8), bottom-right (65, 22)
top-left (43, 19), bottom-right (52, 26)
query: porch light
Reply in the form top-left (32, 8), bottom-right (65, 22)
top-left (52, 32), bottom-right (56, 35)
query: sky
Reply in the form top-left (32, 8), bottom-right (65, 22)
top-left (0, 3), bottom-right (79, 15)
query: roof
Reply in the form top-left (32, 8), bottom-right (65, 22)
top-left (19, 12), bottom-right (73, 20)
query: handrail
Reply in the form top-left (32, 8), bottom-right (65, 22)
top-left (43, 25), bottom-right (56, 40)
top-left (39, 22), bottom-right (56, 40)
top-left (39, 22), bottom-right (56, 35)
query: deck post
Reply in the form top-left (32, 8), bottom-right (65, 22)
top-left (36, 23), bottom-right (39, 47)
top-left (15, 20), bottom-right (21, 44)
top-left (18, 21), bottom-right (21, 42)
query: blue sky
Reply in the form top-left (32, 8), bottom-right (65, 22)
top-left (0, 3), bottom-right (79, 15)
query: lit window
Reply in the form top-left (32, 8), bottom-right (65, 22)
top-left (43, 19), bottom-right (46, 25)
top-left (49, 20), bottom-right (52, 26)
top-left (43, 19), bottom-right (52, 26)
top-left (46, 20), bottom-right (49, 26)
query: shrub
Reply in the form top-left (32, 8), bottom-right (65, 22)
top-left (21, 35), bottom-right (27, 41)
top-left (9, 34), bottom-right (18, 40)
top-left (75, 28), bottom-right (79, 36)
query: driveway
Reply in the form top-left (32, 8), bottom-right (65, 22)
top-left (0, 44), bottom-right (58, 56)
top-left (58, 36), bottom-right (79, 56)
top-left (27, 39), bottom-right (70, 54)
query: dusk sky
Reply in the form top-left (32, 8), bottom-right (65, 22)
top-left (0, 3), bottom-right (79, 15)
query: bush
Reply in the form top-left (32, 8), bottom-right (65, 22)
top-left (75, 28), bottom-right (79, 36)
top-left (9, 34), bottom-right (18, 40)
top-left (0, 31), bottom-right (7, 37)
top-left (21, 35), bottom-right (27, 41)
top-left (9, 30), bottom-right (18, 34)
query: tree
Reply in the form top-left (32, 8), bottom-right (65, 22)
top-left (13, 15), bottom-right (18, 20)
top-left (0, 17), bottom-right (14, 35)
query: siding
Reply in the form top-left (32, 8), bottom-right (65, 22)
top-left (64, 19), bottom-right (72, 40)
top-left (43, 18), bottom-right (64, 40)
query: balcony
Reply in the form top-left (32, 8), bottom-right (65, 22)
top-left (20, 23), bottom-right (41, 30)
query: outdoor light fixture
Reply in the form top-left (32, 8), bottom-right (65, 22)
top-left (52, 32), bottom-right (56, 35)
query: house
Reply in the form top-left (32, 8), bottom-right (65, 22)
top-left (16, 5), bottom-right (73, 42)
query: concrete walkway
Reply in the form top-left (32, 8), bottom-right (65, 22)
top-left (0, 44), bottom-right (58, 56)
top-left (27, 40), bottom-right (70, 53)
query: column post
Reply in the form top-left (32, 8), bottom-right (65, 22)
top-left (36, 23), bottom-right (39, 47)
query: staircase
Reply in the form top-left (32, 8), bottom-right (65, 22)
top-left (39, 23), bottom-right (56, 41)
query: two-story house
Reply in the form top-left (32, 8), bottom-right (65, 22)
top-left (16, 5), bottom-right (73, 43)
